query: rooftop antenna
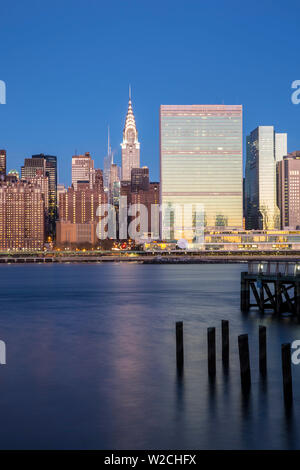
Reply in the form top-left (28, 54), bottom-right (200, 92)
top-left (129, 84), bottom-right (131, 101)
top-left (107, 125), bottom-right (111, 155)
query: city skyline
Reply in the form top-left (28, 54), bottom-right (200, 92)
top-left (1, 94), bottom-right (297, 247)
top-left (0, 96), bottom-right (295, 189)
top-left (0, 0), bottom-right (299, 186)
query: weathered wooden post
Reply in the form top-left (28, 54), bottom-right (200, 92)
top-left (222, 320), bottom-right (229, 365)
top-left (238, 334), bottom-right (251, 392)
top-left (259, 278), bottom-right (264, 313)
top-left (176, 321), bottom-right (184, 370)
top-left (207, 327), bottom-right (216, 377)
top-left (259, 325), bottom-right (267, 376)
top-left (295, 281), bottom-right (300, 322)
top-left (275, 280), bottom-right (281, 315)
top-left (240, 273), bottom-right (249, 312)
top-left (281, 343), bottom-right (293, 406)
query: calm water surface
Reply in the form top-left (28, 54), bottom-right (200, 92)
top-left (0, 263), bottom-right (299, 449)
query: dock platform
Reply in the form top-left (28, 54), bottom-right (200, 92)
top-left (241, 261), bottom-right (300, 318)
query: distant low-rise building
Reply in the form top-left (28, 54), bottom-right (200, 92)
top-left (56, 221), bottom-right (98, 246)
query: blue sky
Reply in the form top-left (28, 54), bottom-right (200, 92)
top-left (0, 0), bottom-right (299, 185)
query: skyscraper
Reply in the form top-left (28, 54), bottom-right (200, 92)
top-left (110, 163), bottom-right (120, 194)
top-left (57, 183), bottom-right (67, 218)
top-left (71, 152), bottom-right (95, 190)
top-left (160, 105), bottom-right (243, 241)
top-left (29, 169), bottom-right (49, 210)
top-left (121, 88), bottom-right (140, 181)
top-left (6, 169), bottom-right (19, 183)
top-left (131, 167), bottom-right (150, 193)
top-left (275, 133), bottom-right (288, 163)
top-left (94, 169), bottom-right (104, 191)
top-left (41, 154), bottom-right (57, 232)
top-left (277, 151), bottom-right (300, 229)
top-left (0, 150), bottom-right (6, 180)
top-left (245, 126), bottom-right (286, 230)
top-left (130, 182), bottom-right (160, 239)
top-left (21, 154), bottom-right (57, 235)
top-left (21, 156), bottom-right (46, 180)
top-left (103, 127), bottom-right (113, 192)
top-left (58, 181), bottom-right (106, 224)
top-left (0, 181), bottom-right (45, 250)
top-left (56, 180), bottom-right (107, 246)
top-left (57, 183), bottom-right (67, 198)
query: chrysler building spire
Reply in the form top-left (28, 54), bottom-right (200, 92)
top-left (121, 87), bottom-right (140, 181)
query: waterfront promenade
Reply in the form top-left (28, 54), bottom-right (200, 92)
top-left (1, 251), bottom-right (300, 264)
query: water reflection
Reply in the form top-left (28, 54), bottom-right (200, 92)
top-left (0, 263), bottom-right (299, 449)
top-left (175, 369), bottom-right (185, 412)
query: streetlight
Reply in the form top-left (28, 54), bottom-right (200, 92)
top-left (294, 263), bottom-right (300, 276)
top-left (258, 262), bottom-right (264, 274)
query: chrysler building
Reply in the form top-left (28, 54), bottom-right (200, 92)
top-left (121, 87), bottom-right (140, 180)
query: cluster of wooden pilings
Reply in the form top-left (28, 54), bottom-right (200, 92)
top-left (175, 321), bottom-right (293, 407)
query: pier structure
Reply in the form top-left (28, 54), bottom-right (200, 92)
top-left (241, 261), bottom-right (300, 318)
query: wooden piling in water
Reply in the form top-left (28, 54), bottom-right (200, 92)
top-left (207, 327), bottom-right (216, 377)
top-left (240, 273), bottom-right (249, 312)
top-left (259, 325), bottom-right (267, 376)
top-left (295, 282), bottom-right (300, 322)
top-left (281, 343), bottom-right (293, 406)
top-left (176, 321), bottom-right (184, 369)
top-left (221, 320), bottom-right (229, 365)
top-left (275, 280), bottom-right (281, 315)
top-left (259, 278), bottom-right (264, 313)
top-left (238, 334), bottom-right (251, 392)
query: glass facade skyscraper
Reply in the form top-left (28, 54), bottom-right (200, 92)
top-left (275, 133), bottom-right (287, 162)
top-left (160, 105), bottom-right (243, 241)
top-left (21, 154), bottom-right (57, 236)
top-left (245, 126), bottom-right (286, 230)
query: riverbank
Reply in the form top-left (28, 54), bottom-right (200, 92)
top-left (1, 253), bottom-right (300, 263)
